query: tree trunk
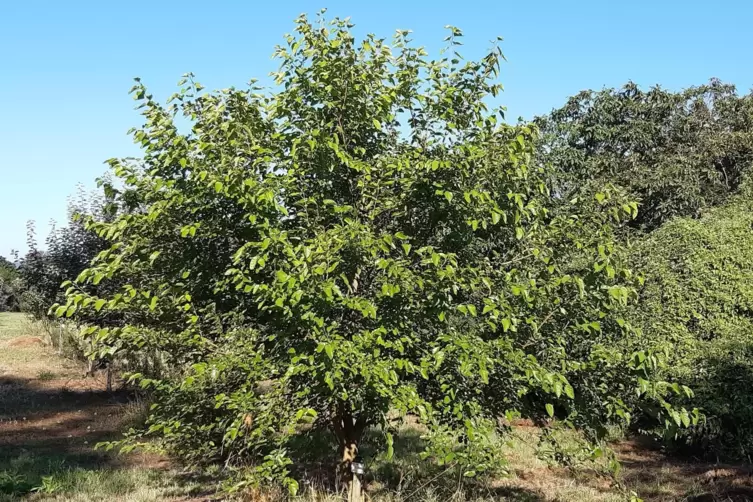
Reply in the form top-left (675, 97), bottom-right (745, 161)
top-left (342, 439), bottom-right (362, 502)
top-left (332, 409), bottom-right (367, 502)
top-left (105, 364), bottom-right (112, 392)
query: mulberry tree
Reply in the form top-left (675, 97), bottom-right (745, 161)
top-left (58, 13), bottom-right (693, 496)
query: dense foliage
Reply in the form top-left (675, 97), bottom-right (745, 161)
top-left (536, 78), bottom-right (753, 458)
top-left (0, 256), bottom-right (20, 312)
top-left (631, 193), bottom-right (753, 458)
top-left (536, 80), bottom-right (753, 231)
top-left (56, 14), bottom-right (691, 495)
top-left (18, 190), bottom-right (113, 320)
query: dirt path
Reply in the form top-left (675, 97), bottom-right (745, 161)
top-left (0, 313), bottom-right (134, 466)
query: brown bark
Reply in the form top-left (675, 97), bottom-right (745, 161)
top-left (332, 407), bottom-right (368, 502)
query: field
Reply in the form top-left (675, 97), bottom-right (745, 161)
top-left (1, 312), bottom-right (752, 501)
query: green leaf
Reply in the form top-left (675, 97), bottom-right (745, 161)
top-left (385, 432), bottom-right (394, 460)
top-left (546, 403), bottom-right (554, 417)
top-left (564, 384), bottom-right (575, 399)
top-left (286, 479), bottom-right (299, 496)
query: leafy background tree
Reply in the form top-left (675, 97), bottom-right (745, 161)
top-left (17, 186), bottom-right (114, 320)
top-left (537, 77), bottom-right (753, 459)
top-left (0, 255), bottom-right (21, 312)
top-left (57, 14), bottom-right (692, 498)
top-left (536, 79), bottom-right (753, 231)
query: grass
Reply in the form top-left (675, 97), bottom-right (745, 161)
top-left (0, 312), bottom-right (205, 502)
top-left (0, 313), bottom-right (77, 380)
top-left (36, 371), bottom-right (56, 381)
top-left (2, 311), bottom-right (753, 501)
top-left (262, 424), bottom-right (753, 502)
top-left (0, 454), bottom-right (204, 502)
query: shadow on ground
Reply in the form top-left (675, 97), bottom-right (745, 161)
top-left (0, 374), bottom-right (137, 497)
top-left (619, 453), bottom-right (753, 502)
top-left (285, 425), bottom-right (546, 501)
top-left (604, 437), bottom-right (753, 502)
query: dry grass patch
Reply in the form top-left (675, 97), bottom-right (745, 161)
top-left (0, 314), bottom-right (81, 380)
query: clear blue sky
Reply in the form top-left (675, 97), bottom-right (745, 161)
top-left (2, 0), bottom-right (752, 258)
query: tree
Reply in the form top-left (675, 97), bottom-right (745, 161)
top-left (0, 256), bottom-right (21, 312)
top-left (536, 80), bottom-right (753, 231)
top-left (0, 256), bottom-right (14, 270)
top-left (18, 187), bottom-right (114, 319)
top-left (59, 14), bottom-right (692, 496)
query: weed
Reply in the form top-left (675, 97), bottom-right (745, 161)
top-left (0, 471), bottom-right (31, 496)
top-left (37, 371), bottom-right (56, 381)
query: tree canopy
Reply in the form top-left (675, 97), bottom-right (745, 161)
top-left (0, 256), bottom-right (20, 312)
top-left (52, 14), bottom-right (696, 495)
top-left (17, 189), bottom-right (114, 319)
top-left (536, 80), bottom-right (753, 231)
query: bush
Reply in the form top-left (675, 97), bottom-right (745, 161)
top-left (632, 194), bottom-right (753, 457)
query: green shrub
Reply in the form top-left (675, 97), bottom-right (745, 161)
top-left (632, 195), bottom-right (753, 457)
